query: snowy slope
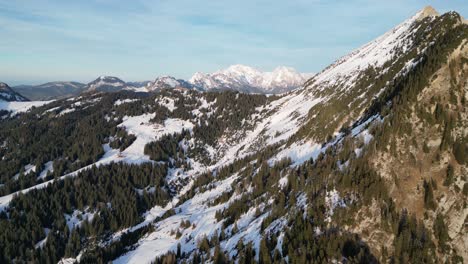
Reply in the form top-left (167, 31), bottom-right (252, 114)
top-left (114, 174), bottom-right (240, 264)
top-left (0, 100), bottom-right (53, 114)
top-left (305, 6), bottom-right (439, 93)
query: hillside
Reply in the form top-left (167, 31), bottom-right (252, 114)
top-left (0, 6), bottom-right (466, 264)
top-left (0, 82), bottom-right (28, 102)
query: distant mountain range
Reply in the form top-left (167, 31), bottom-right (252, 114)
top-left (84, 75), bottom-right (197, 93)
top-left (83, 65), bottom-right (311, 94)
top-left (3, 65), bottom-right (312, 101)
top-left (190, 65), bottom-right (314, 93)
top-left (13, 82), bottom-right (86, 101)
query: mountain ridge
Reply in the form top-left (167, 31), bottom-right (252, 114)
top-left (14, 81), bottom-right (85, 101)
top-left (81, 65), bottom-right (312, 95)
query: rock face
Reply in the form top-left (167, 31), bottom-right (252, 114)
top-left (189, 64), bottom-right (313, 93)
top-left (417, 5), bottom-right (439, 20)
top-left (0, 82), bottom-right (28, 101)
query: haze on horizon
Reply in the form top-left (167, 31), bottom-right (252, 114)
top-left (1, 0), bottom-right (467, 86)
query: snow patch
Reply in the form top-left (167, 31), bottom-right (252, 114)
top-left (117, 114), bottom-right (194, 164)
top-left (38, 161), bottom-right (54, 179)
top-left (156, 97), bottom-right (177, 112)
top-left (34, 228), bottom-right (50, 249)
top-left (325, 189), bottom-right (346, 222)
top-left (115, 99), bottom-right (139, 106)
top-left (270, 141), bottom-right (322, 166)
top-left (64, 209), bottom-right (96, 230)
top-left (0, 100), bottom-right (53, 114)
top-left (58, 108), bottom-right (76, 116)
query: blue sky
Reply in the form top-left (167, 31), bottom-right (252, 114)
top-left (0, 0), bottom-right (466, 85)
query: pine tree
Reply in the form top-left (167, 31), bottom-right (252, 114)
top-left (423, 180), bottom-right (436, 210)
top-left (443, 164), bottom-right (455, 186)
top-left (259, 238), bottom-right (271, 264)
top-left (65, 229), bottom-right (81, 257)
top-left (433, 213), bottom-right (449, 252)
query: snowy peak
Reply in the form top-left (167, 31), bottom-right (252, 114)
top-left (189, 64), bottom-right (310, 94)
top-left (417, 6), bottom-right (439, 20)
top-left (84, 75), bottom-right (198, 94)
top-left (0, 82), bottom-right (28, 102)
top-left (217, 64), bottom-right (263, 79)
top-left (146, 76), bottom-right (194, 91)
top-left (262, 66), bottom-right (307, 91)
top-left (189, 72), bottom-right (219, 90)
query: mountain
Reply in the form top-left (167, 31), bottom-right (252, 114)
top-left (84, 68), bottom-right (311, 95)
top-left (145, 76), bottom-right (196, 91)
top-left (84, 76), bottom-right (194, 93)
top-left (84, 76), bottom-right (134, 92)
top-left (189, 64), bottom-right (312, 93)
top-left (127, 81), bottom-right (151, 88)
top-left (0, 6), bottom-right (467, 264)
top-left (13, 82), bottom-right (86, 100)
top-left (0, 82), bottom-right (28, 101)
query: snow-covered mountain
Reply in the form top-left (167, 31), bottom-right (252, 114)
top-left (84, 76), bottom-right (195, 93)
top-left (0, 82), bottom-right (28, 102)
top-left (190, 65), bottom-right (313, 93)
top-left (78, 67), bottom-right (313, 95)
top-left (145, 76), bottom-right (195, 91)
top-left (85, 76), bottom-right (133, 92)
